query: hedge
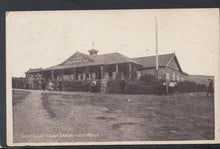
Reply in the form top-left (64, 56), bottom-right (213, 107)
top-left (106, 75), bottom-right (164, 95)
top-left (62, 80), bottom-right (101, 92)
top-left (125, 80), bottom-right (164, 95)
top-left (12, 77), bottom-right (28, 89)
top-left (106, 74), bottom-right (208, 95)
top-left (106, 79), bottom-right (122, 94)
top-left (176, 81), bottom-right (207, 93)
top-left (107, 80), bottom-right (164, 95)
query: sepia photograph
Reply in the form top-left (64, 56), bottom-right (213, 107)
top-left (6, 9), bottom-right (220, 146)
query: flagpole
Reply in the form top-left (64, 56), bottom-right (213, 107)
top-left (155, 17), bottom-right (159, 79)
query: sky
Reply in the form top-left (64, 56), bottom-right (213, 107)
top-left (6, 9), bottom-right (219, 77)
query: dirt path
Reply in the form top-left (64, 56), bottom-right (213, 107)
top-left (13, 89), bottom-right (214, 143)
top-left (13, 90), bottom-right (58, 142)
top-left (13, 89), bottom-right (127, 142)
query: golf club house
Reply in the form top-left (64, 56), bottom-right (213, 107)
top-left (25, 49), bottom-right (188, 91)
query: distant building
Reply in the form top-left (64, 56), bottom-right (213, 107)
top-left (25, 50), bottom-right (188, 82)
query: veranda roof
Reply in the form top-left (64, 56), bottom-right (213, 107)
top-left (25, 68), bottom-right (42, 73)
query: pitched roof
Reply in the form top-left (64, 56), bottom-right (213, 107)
top-left (25, 68), bottom-right (42, 73)
top-left (43, 52), bottom-right (142, 71)
top-left (38, 52), bottom-right (185, 75)
top-left (95, 52), bottom-right (142, 65)
top-left (132, 53), bottom-right (175, 68)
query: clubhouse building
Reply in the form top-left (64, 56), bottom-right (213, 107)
top-left (25, 49), bottom-right (188, 83)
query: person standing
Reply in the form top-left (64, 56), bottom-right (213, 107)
top-left (58, 80), bottom-right (63, 91)
top-left (207, 79), bottom-right (214, 96)
top-left (48, 80), bottom-right (54, 91)
top-left (41, 79), bottom-right (46, 91)
top-left (120, 77), bottom-right (127, 93)
top-left (169, 80), bottom-right (175, 94)
top-left (91, 80), bottom-right (97, 92)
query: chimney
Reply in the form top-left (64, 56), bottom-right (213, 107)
top-left (88, 49), bottom-right (98, 56)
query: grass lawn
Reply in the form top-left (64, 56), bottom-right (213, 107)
top-left (13, 90), bottom-right (214, 143)
top-left (12, 90), bottom-right (30, 106)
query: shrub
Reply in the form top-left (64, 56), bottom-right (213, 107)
top-left (12, 77), bottom-right (28, 89)
top-left (62, 80), bottom-right (88, 92)
top-left (94, 80), bottom-right (101, 92)
top-left (140, 74), bottom-right (157, 85)
top-left (106, 79), bottom-right (207, 95)
top-left (62, 80), bottom-right (101, 92)
top-left (33, 79), bottom-right (42, 90)
top-left (106, 79), bottom-right (122, 94)
top-left (125, 79), bottom-right (164, 95)
top-left (106, 78), bottom-right (164, 95)
top-left (176, 81), bottom-right (207, 93)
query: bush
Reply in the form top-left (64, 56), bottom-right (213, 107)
top-left (62, 80), bottom-right (101, 92)
top-left (106, 78), bottom-right (164, 95)
top-left (12, 77), bottom-right (28, 89)
top-left (106, 79), bottom-right (207, 95)
top-left (176, 81), bottom-right (207, 93)
top-left (125, 79), bottom-right (164, 95)
top-left (106, 79), bottom-right (122, 94)
top-left (62, 80), bottom-right (88, 92)
top-left (140, 74), bottom-right (157, 85)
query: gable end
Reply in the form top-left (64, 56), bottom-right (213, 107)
top-left (60, 52), bottom-right (96, 66)
top-left (166, 55), bottom-right (182, 72)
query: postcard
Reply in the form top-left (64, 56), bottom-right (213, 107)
top-left (6, 9), bottom-right (220, 146)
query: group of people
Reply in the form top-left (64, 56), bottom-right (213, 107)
top-left (25, 77), bottom-right (214, 96)
top-left (46, 79), bottom-right (63, 91)
top-left (86, 80), bottom-right (97, 92)
top-left (26, 79), bottom-right (63, 91)
top-left (162, 80), bottom-right (177, 94)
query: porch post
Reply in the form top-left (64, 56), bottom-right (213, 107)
top-left (101, 65), bottom-right (104, 79)
top-left (83, 73), bottom-right (86, 81)
top-left (89, 73), bottom-right (91, 80)
top-left (129, 63), bottom-right (132, 78)
top-left (116, 64), bottom-right (118, 73)
top-left (51, 70), bottom-right (54, 80)
top-left (60, 69), bottom-right (64, 81)
top-left (73, 68), bottom-right (77, 80)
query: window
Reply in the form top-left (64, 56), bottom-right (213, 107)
top-left (166, 73), bottom-right (170, 81)
top-left (173, 72), bottom-right (176, 81)
top-left (77, 73), bottom-right (83, 81)
top-left (92, 73), bottom-right (96, 80)
top-left (86, 73), bottom-right (89, 79)
top-left (177, 74), bottom-right (179, 81)
top-left (63, 75), bottom-right (70, 81)
top-left (136, 71), bottom-right (142, 80)
top-left (109, 71), bottom-right (113, 77)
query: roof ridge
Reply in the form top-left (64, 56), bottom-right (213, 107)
top-left (133, 53), bottom-right (175, 59)
top-left (96, 52), bottom-right (119, 56)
